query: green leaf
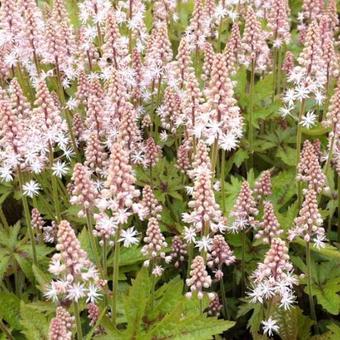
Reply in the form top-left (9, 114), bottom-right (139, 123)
top-left (326, 323), bottom-right (340, 340)
top-left (276, 146), bottom-right (297, 166)
top-left (33, 264), bottom-right (52, 292)
top-left (293, 238), bottom-right (340, 260)
top-left (148, 276), bottom-right (183, 319)
top-left (119, 246), bottom-right (145, 267)
top-left (275, 307), bottom-right (313, 340)
top-left (19, 302), bottom-right (49, 340)
top-left (310, 277), bottom-right (340, 315)
top-left (0, 292), bottom-right (21, 330)
top-left (146, 301), bottom-right (235, 339)
top-left (124, 268), bottom-right (152, 338)
top-left (0, 253), bottom-right (10, 280)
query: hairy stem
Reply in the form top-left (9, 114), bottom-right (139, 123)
top-left (296, 99), bottom-right (305, 207)
top-left (112, 226), bottom-right (121, 326)
top-left (49, 145), bottom-right (61, 222)
top-left (86, 209), bottom-right (102, 275)
top-left (248, 60), bottom-right (255, 169)
top-left (221, 150), bottom-right (226, 213)
top-left (220, 278), bottom-right (230, 320)
top-left (73, 301), bottom-right (83, 340)
top-left (18, 169), bottom-right (38, 267)
top-left (306, 241), bottom-right (318, 334)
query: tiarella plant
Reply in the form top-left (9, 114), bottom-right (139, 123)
top-left (0, 0), bottom-right (339, 339)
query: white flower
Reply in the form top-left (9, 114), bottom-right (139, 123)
top-left (185, 186), bottom-right (194, 196)
top-left (114, 208), bottom-right (131, 225)
top-left (314, 91), bottom-right (325, 106)
top-left (44, 283), bottom-right (59, 302)
top-left (52, 160), bottom-right (69, 178)
top-left (313, 234), bottom-right (327, 249)
top-left (67, 282), bottom-right (86, 302)
top-left (119, 227), bottom-right (139, 247)
top-left (48, 257), bottom-right (65, 276)
top-left (160, 130), bottom-right (168, 142)
top-left (183, 226), bottom-right (196, 244)
top-left (294, 85), bottom-right (310, 101)
top-left (219, 133), bottom-right (238, 151)
top-left (195, 236), bottom-right (212, 252)
top-left (23, 180), bottom-right (41, 198)
top-left (0, 166), bottom-right (13, 182)
top-left (86, 284), bottom-right (102, 303)
top-left (262, 317), bottom-right (279, 337)
top-left (282, 89), bottom-right (295, 106)
top-left (279, 290), bottom-right (295, 310)
top-left (62, 146), bottom-right (75, 160)
top-left (152, 265), bottom-right (164, 277)
top-left (279, 106), bottom-right (292, 118)
top-left (248, 284), bottom-right (264, 304)
top-left (66, 97), bottom-right (79, 110)
top-left (300, 111), bottom-right (317, 129)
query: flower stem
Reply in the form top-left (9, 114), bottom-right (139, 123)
top-left (296, 99), bottom-right (305, 207)
top-left (241, 231), bottom-right (246, 294)
top-left (112, 226), bottom-right (121, 326)
top-left (0, 205), bottom-right (9, 229)
top-left (186, 242), bottom-right (193, 287)
top-left (221, 150), bottom-right (226, 213)
top-left (86, 209), bottom-right (102, 275)
top-left (306, 241), bottom-right (318, 334)
top-left (220, 278), bottom-right (230, 320)
top-left (338, 175), bottom-right (340, 242)
top-left (103, 239), bottom-right (107, 278)
top-left (0, 319), bottom-right (14, 340)
top-left (73, 301), bottom-right (83, 340)
top-left (18, 169), bottom-right (38, 267)
top-left (248, 60), bottom-right (255, 169)
top-left (49, 144), bottom-right (61, 222)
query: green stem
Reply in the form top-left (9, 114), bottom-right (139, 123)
top-left (241, 231), bottom-right (246, 294)
top-left (220, 278), bottom-right (230, 320)
top-left (0, 205), bottom-right (9, 229)
top-left (0, 319), bottom-right (14, 340)
top-left (306, 241), bottom-right (318, 334)
top-left (248, 60), bottom-right (255, 169)
top-left (276, 48), bottom-right (283, 95)
top-left (338, 175), bottom-right (340, 242)
top-left (86, 210), bottom-right (102, 275)
top-left (18, 169), bottom-right (38, 267)
top-left (112, 226), bottom-right (121, 326)
top-left (186, 242), bottom-right (194, 286)
top-left (324, 133), bottom-right (335, 175)
top-left (103, 239), bottom-right (107, 278)
top-left (73, 301), bottom-right (83, 340)
top-left (296, 100), bottom-right (305, 207)
top-left (221, 150), bottom-right (226, 213)
top-left (49, 145), bottom-right (61, 221)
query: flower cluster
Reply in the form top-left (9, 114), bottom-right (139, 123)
top-left (249, 238), bottom-right (297, 311)
top-left (45, 220), bottom-right (103, 304)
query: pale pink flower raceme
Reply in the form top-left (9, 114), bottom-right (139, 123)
top-left (186, 255), bottom-right (214, 300)
top-left (249, 238), bottom-right (297, 310)
top-left (45, 220), bottom-right (102, 304)
top-left (49, 306), bottom-right (74, 340)
top-left (254, 170), bottom-right (272, 200)
top-left (229, 181), bottom-right (258, 233)
top-left (240, 7), bottom-right (271, 72)
top-left (255, 201), bottom-right (283, 245)
top-left (297, 140), bottom-right (326, 193)
top-left (207, 235), bottom-right (235, 280)
top-left (289, 187), bottom-right (325, 248)
top-left (203, 53), bottom-right (243, 151)
top-left (141, 217), bottom-right (169, 276)
top-left (69, 163), bottom-right (98, 217)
